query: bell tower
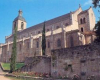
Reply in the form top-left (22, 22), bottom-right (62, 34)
top-left (12, 10), bottom-right (26, 34)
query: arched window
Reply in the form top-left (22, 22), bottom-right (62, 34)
top-left (80, 18), bottom-right (83, 24)
top-left (48, 41), bottom-right (50, 48)
top-left (70, 36), bottom-right (74, 47)
top-left (81, 27), bottom-right (83, 32)
top-left (14, 22), bottom-right (16, 30)
top-left (21, 22), bottom-right (24, 30)
top-left (37, 41), bottom-right (39, 48)
top-left (14, 22), bottom-right (16, 27)
top-left (57, 39), bottom-right (61, 47)
top-left (83, 18), bottom-right (86, 23)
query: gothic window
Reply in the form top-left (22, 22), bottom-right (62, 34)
top-left (81, 27), bottom-right (84, 32)
top-left (80, 18), bottom-right (83, 24)
top-left (57, 39), bottom-right (61, 47)
top-left (83, 18), bottom-right (86, 23)
top-left (21, 22), bottom-right (24, 30)
top-left (48, 41), bottom-right (50, 48)
top-left (70, 36), bottom-right (74, 47)
top-left (37, 41), bottom-right (39, 48)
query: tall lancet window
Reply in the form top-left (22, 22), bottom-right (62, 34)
top-left (57, 39), bottom-right (61, 47)
top-left (14, 22), bottom-right (16, 29)
top-left (83, 18), bottom-right (86, 23)
top-left (80, 18), bottom-right (83, 24)
top-left (70, 36), bottom-right (74, 47)
top-left (21, 22), bottom-right (24, 30)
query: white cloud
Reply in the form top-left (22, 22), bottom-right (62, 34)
top-left (84, 0), bottom-right (92, 6)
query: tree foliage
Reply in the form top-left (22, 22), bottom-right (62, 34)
top-left (92, 0), bottom-right (100, 8)
top-left (42, 22), bottom-right (46, 55)
top-left (94, 20), bottom-right (100, 42)
top-left (10, 27), bottom-right (17, 73)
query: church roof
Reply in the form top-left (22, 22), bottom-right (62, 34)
top-left (7, 12), bottom-right (71, 39)
top-left (78, 9), bottom-right (88, 15)
top-left (20, 13), bottom-right (71, 33)
top-left (14, 15), bottom-right (26, 22)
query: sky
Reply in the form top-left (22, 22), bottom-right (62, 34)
top-left (0, 0), bottom-right (99, 43)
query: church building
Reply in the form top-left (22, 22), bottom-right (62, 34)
top-left (0, 5), bottom-right (96, 62)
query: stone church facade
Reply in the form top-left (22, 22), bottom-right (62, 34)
top-left (0, 6), bottom-right (96, 62)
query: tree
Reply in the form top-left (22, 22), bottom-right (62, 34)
top-left (42, 22), bottom-right (46, 55)
top-left (10, 27), bottom-right (17, 73)
top-left (92, 0), bottom-right (100, 8)
top-left (94, 20), bottom-right (100, 42)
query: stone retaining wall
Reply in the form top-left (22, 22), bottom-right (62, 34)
top-left (18, 56), bottom-right (51, 74)
top-left (51, 43), bottom-right (100, 80)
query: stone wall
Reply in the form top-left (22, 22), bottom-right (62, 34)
top-left (51, 43), bottom-right (100, 80)
top-left (19, 56), bottom-right (51, 74)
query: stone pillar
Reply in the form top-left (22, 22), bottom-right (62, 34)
top-left (61, 24), bottom-right (66, 48)
top-left (7, 42), bottom-right (10, 52)
top-left (39, 36), bottom-right (42, 56)
top-left (82, 34), bottom-right (86, 45)
top-left (84, 35), bottom-right (87, 45)
top-left (30, 34), bottom-right (33, 49)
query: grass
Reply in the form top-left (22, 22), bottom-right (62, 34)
top-left (6, 76), bottom-right (35, 80)
top-left (1, 63), bottom-right (24, 71)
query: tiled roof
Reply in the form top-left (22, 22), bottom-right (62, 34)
top-left (7, 12), bottom-right (71, 39)
top-left (78, 9), bottom-right (88, 15)
top-left (18, 13), bottom-right (71, 34)
top-left (14, 15), bottom-right (26, 22)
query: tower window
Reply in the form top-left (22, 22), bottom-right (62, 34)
top-left (70, 36), bottom-right (74, 47)
top-left (83, 18), bottom-right (86, 23)
top-left (21, 22), bottom-right (24, 30)
top-left (80, 18), bottom-right (83, 24)
top-left (57, 39), bottom-right (61, 47)
top-left (14, 22), bottom-right (16, 27)
top-left (81, 27), bottom-right (83, 32)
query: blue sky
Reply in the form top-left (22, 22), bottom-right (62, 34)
top-left (0, 0), bottom-right (99, 43)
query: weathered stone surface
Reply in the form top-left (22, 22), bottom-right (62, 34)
top-left (51, 43), bottom-right (100, 79)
